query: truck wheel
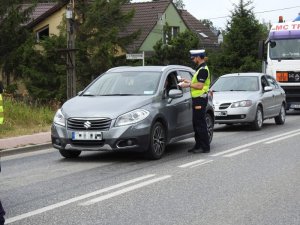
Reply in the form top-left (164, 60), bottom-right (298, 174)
top-left (251, 106), bottom-right (263, 130)
top-left (59, 149), bottom-right (81, 158)
top-left (275, 104), bottom-right (286, 125)
top-left (146, 122), bottom-right (166, 160)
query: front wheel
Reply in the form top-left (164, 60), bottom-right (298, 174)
top-left (251, 106), bottom-right (263, 130)
top-left (59, 149), bottom-right (81, 158)
top-left (146, 122), bottom-right (166, 160)
top-left (275, 104), bottom-right (286, 125)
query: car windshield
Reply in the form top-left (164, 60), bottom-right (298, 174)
top-left (211, 76), bottom-right (259, 92)
top-left (83, 71), bottom-right (161, 96)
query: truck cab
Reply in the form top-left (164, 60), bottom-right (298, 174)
top-left (259, 14), bottom-right (300, 110)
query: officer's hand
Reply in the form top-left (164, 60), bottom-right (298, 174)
top-left (178, 82), bottom-right (191, 88)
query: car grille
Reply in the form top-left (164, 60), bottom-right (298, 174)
top-left (67, 118), bottom-right (111, 131)
top-left (216, 115), bottom-right (246, 120)
top-left (219, 103), bottom-right (231, 109)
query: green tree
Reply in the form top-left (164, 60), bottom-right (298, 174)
top-left (149, 30), bottom-right (199, 67)
top-left (200, 19), bottom-right (218, 32)
top-left (74, 0), bottom-right (139, 87)
top-left (16, 0), bottom-right (139, 102)
top-left (0, 0), bottom-right (36, 85)
top-left (212, 0), bottom-right (268, 75)
top-left (173, 0), bottom-right (185, 10)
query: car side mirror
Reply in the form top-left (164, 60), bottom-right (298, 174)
top-left (264, 86), bottom-right (273, 92)
top-left (167, 89), bottom-right (183, 103)
top-left (168, 89), bottom-right (183, 99)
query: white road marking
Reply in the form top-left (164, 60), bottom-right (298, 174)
top-left (223, 149), bottom-right (251, 157)
top-left (264, 132), bottom-right (300, 144)
top-left (80, 175), bottom-right (171, 206)
top-left (178, 159), bottom-right (206, 168)
top-left (5, 174), bottom-right (156, 224)
top-left (190, 160), bottom-right (214, 168)
top-left (211, 129), bottom-right (300, 157)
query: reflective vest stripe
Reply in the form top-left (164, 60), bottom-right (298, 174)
top-left (0, 94), bottom-right (3, 124)
top-left (191, 65), bottom-right (211, 98)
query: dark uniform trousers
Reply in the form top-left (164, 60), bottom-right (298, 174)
top-left (0, 163), bottom-right (5, 225)
top-left (192, 96), bottom-right (210, 151)
top-left (0, 201), bottom-right (4, 225)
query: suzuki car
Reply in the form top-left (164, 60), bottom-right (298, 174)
top-left (51, 66), bottom-right (214, 159)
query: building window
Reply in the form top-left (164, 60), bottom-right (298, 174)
top-left (36, 25), bottom-right (49, 42)
top-left (163, 26), bottom-right (180, 44)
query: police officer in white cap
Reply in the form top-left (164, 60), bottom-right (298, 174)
top-left (178, 49), bottom-right (211, 153)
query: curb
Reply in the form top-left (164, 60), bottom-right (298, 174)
top-left (1, 143), bottom-right (53, 157)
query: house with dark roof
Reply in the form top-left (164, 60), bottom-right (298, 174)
top-left (26, 0), bottom-right (218, 53)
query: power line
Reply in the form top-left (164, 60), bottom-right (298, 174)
top-left (207, 5), bottom-right (300, 20)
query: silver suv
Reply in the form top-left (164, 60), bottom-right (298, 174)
top-left (51, 65), bottom-right (214, 159)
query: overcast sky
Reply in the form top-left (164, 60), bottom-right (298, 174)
top-left (132, 0), bottom-right (300, 30)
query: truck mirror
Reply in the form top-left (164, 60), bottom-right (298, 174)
top-left (270, 41), bottom-right (276, 48)
top-left (258, 40), bottom-right (265, 60)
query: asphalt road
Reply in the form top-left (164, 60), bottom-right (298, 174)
top-left (1, 110), bottom-right (300, 225)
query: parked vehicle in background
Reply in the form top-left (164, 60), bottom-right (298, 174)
top-left (259, 14), bottom-right (300, 110)
top-left (211, 73), bottom-right (286, 130)
top-left (51, 66), bottom-right (214, 159)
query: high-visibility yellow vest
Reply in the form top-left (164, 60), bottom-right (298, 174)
top-left (0, 94), bottom-right (3, 124)
top-left (191, 65), bottom-right (211, 98)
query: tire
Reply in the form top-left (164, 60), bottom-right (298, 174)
top-left (206, 113), bottom-right (214, 144)
top-left (275, 104), bottom-right (286, 125)
top-left (146, 122), bottom-right (166, 160)
top-left (59, 149), bottom-right (81, 158)
top-left (251, 106), bottom-right (263, 130)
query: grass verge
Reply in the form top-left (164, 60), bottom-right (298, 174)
top-left (0, 97), bottom-right (55, 138)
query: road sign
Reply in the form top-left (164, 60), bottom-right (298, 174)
top-left (126, 53), bottom-right (144, 60)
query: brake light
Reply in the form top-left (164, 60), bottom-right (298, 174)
top-left (276, 72), bottom-right (288, 82)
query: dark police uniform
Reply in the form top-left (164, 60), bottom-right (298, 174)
top-left (190, 62), bottom-right (211, 152)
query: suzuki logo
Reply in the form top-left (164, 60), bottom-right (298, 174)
top-left (84, 121), bottom-right (91, 129)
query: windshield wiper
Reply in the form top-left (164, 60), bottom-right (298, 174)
top-left (100, 94), bottom-right (137, 96)
top-left (82, 94), bottom-right (95, 96)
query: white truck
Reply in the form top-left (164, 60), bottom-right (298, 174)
top-left (259, 14), bottom-right (300, 110)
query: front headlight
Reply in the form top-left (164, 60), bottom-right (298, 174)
top-left (115, 109), bottom-right (150, 127)
top-left (231, 100), bottom-right (252, 108)
top-left (53, 109), bottom-right (66, 127)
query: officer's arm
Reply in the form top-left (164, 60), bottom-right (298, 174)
top-left (190, 82), bottom-right (204, 90)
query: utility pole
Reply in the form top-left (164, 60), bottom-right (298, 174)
top-left (66, 1), bottom-right (76, 99)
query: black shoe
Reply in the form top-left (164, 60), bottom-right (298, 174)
top-left (202, 149), bottom-right (210, 153)
top-left (188, 146), bottom-right (200, 153)
top-left (192, 148), bottom-right (203, 153)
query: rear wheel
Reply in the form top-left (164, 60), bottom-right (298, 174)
top-left (206, 113), bottom-right (214, 143)
top-left (275, 104), bottom-right (286, 125)
top-left (251, 106), bottom-right (263, 130)
top-left (59, 149), bottom-right (81, 158)
top-left (146, 122), bottom-right (166, 160)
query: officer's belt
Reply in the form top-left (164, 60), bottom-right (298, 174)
top-left (192, 93), bottom-right (208, 98)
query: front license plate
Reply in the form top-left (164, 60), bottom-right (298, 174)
top-left (214, 111), bottom-right (227, 117)
top-left (72, 131), bottom-right (102, 140)
top-left (290, 104), bottom-right (300, 109)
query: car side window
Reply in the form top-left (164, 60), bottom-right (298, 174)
top-left (177, 70), bottom-right (193, 93)
top-left (266, 76), bottom-right (279, 89)
top-left (261, 76), bottom-right (269, 91)
top-left (164, 72), bottom-right (179, 97)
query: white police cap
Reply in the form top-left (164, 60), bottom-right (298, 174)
top-left (190, 49), bottom-right (205, 57)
